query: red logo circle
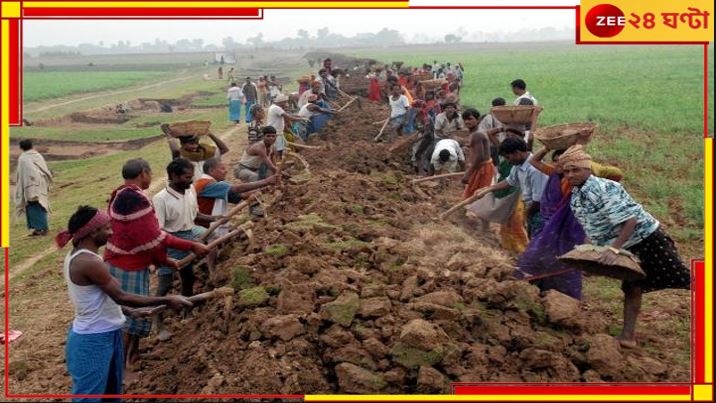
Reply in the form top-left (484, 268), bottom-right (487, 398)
top-left (585, 4), bottom-right (626, 38)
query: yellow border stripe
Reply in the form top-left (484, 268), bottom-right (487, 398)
top-left (1, 20), bottom-right (9, 248)
top-left (705, 137), bottom-right (713, 383)
top-left (305, 395), bottom-right (691, 401)
top-left (24, 1), bottom-right (408, 8)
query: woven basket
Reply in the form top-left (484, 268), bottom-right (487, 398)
top-left (490, 105), bottom-right (540, 125)
top-left (416, 72), bottom-right (432, 81)
top-left (558, 244), bottom-right (645, 281)
top-left (534, 122), bottom-right (598, 150)
top-left (419, 79), bottom-right (448, 89)
top-left (167, 120), bottom-right (211, 138)
top-left (296, 75), bottom-right (312, 84)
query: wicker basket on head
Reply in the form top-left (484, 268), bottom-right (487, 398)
top-left (490, 105), bottom-right (541, 125)
top-left (534, 122), bottom-right (598, 150)
top-left (416, 72), bottom-right (432, 81)
top-left (393, 61), bottom-right (404, 69)
top-left (419, 79), bottom-right (448, 90)
top-left (558, 244), bottom-right (645, 281)
top-left (296, 75), bottom-right (312, 84)
top-left (166, 120), bottom-right (211, 138)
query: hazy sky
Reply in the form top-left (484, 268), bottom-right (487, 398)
top-left (23, 8), bottom-right (576, 47)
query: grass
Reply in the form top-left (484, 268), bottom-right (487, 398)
top-left (352, 43), bottom-right (710, 255)
top-left (7, 140), bottom-right (173, 265)
top-left (23, 71), bottom-right (169, 102)
top-left (9, 125), bottom-right (162, 142)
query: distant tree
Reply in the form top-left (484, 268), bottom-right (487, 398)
top-left (444, 34), bottom-right (461, 44)
top-left (247, 33), bottom-right (264, 48)
top-left (297, 29), bottom-right (310, 40)
top-left (222, 36), bottom-right (238, 51)
top-left (317, 27), bottom-right (330, 40)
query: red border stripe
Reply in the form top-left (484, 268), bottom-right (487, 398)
top-left (23, 7), bottom-right (262, 17)
top-left (8, 19), bottom-right (21, 126)
top-left (693, 256), bottom-right (705, 382)
top-left (453, 385), bottom-right (692, 395)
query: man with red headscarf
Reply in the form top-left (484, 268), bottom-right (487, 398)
top-left (58, 205), bottom-right (193, 397)
top-left (104, 158), bottom-right (209, 374)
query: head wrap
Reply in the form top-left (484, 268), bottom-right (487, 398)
top-left (559, 144), bottom-right (592, 170)
top-left (55, 209), bottom-right (110, 248)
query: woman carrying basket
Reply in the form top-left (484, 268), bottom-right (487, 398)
top-left (562, 145), bottom-right (691, 348)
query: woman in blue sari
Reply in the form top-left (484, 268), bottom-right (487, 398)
top-left (516, 146), bottom-right (623, 299)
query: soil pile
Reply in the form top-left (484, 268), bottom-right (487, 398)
top-left (130, 97), bottom-right (676, 395)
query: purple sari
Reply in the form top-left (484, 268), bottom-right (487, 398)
top-left (515, 173), bottom-right (585, 299)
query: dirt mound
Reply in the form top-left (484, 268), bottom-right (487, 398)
top-left (129, 97), bottom-right (677, 395)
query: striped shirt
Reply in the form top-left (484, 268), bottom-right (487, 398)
top-left (570, 175), bottom-right (659, 248)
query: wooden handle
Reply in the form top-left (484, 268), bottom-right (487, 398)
top-left (175, 224), bottom-right (251, 269)
top-left (286, 141), bottom-right (322, 150)
top-left (199, 196), bottom-right (255, 242)
top-left (412, 171), bottom-right (465, 184)
top-left (374, 117), bottom-right (391, 142)
top-left (187, 286), bottom-right (234, 304)
top-left (337, 97), bottom-right (357, 112)
top-left (438, 191), bottom-right (483, 220)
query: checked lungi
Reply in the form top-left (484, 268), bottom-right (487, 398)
top-left (107, 265), bottom-right (151, 337)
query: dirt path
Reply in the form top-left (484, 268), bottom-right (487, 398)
top-left (23, 73), bottom-right (196, 114)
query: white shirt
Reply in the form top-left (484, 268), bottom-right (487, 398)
top-left (267, 104), bottom-right (286, 134)
top-left (227, 86), bottom-right (244, 101)
top-left (389, 95), bottom-right (410, 118)
top-left (514, 91), bottom-right (538, 105)
top-left (430, 139), bottom-right (465, 172)
top-left (298, 103), bottom-right (318, 119)
top-left (505, 153), bottom-right (549, 203)
top-left (64, 249), bottom-right (125, 334)
top-left (153, 185), bottom-right (199, 232)
top-left (298, 89), bottom-right (322, 109)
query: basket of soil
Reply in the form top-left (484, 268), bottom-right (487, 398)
top-left (558, 244), bottom-right (645, 281)
top-left (534, 122), bottom-right (598, 150)
top-left (165, 120), bottom-right (211, 138)
top-left (490, 105), bottom-right (541, 125)
top-left (419, 79), bottom-right (448, 90)
top-left (416, 72), bottom-right (433, 81)
top-left (393, 61), bottom-right (404, 69)
top-left (296, 75), bottom-right (313, 84)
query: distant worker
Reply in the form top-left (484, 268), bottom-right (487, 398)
top-left (242, 77), bottom-right (259, 124)
top-left (14, 139), bottom-right (53, 236)
top-left (511, 79), bottom-right (538, 105)
top-left (227, 82), bottom-right (245, 125)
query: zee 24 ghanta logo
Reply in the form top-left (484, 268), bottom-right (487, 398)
top-left (585, 3), bottom-right (710, 38)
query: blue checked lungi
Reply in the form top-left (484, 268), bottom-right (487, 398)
top-left (66, 328), bottom-right (123, 402)
top-left (108, 265), bottom-right (151, 337)
top-left (157, 226), bottom-right (205, 276)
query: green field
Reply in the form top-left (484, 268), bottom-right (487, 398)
top-left (23, 71), bottom-right (171, 102)
top-left (352, 43), bottom-right (711, 253)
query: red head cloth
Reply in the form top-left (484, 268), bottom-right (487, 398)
top-left (55, 209), bottom-right (110, 248)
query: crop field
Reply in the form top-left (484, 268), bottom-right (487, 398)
top-left (23, 71), bottom-right (173, 102)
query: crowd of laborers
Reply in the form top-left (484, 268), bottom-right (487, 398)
top-left (10, 57), bottom-right (691, 400)
top-left (373, 62), bottom-right (691, 351)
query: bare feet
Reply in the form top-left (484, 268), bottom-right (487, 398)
top-left (616, 336), bottom-right (638, 349)
top-left (157, 329), bottom-right (173, 342)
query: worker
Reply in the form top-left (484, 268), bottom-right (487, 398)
top-left (14, 139), bottom-right (53, 236)
top-left (429, 138), bottom-right (465, 175)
